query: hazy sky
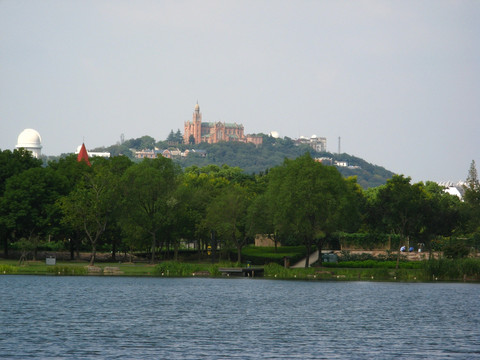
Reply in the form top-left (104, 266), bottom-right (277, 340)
top-left (1, 0), bottom-right (479, 183)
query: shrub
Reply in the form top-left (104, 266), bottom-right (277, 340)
top-left (443, 244), bottom-right (470, 259)
top-left (154, 261), bottom-right (219, 277)
top-left (337, 250), bottom-right (406, 262)
top-left (459, 258), bottom-right (480, 277)
top-left (323, 260), bottom-right (421, 269)
top-left (423, 258), bottom-right (480, 280)
top-left (241, 246), bottom-right (308, 266)
top-left (264, 263), bottom-right (291, 278)
top-left (46, 265), bottom-right (87, 275)
top-left (0, 265), bottom-right (18, 274)
top-left (338, 233), bottom-right (402, 250)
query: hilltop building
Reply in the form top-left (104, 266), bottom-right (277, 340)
top-left (16, 128), bottom-right (42, 158)
top-left (295, 135), bottom-right (327, 153)
top-left (184, 103), bottom-right (262, 146)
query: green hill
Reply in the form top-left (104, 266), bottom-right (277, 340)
top-left (92, 134), bottom-right (395, 188)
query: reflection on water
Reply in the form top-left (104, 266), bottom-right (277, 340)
top-left (1, 276), bottom-right (479, 359)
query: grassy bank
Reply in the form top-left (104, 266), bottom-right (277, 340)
top-left (1, 258), bottom-right (478, 282)
top-left (0, 260), bottom-right (157, 276)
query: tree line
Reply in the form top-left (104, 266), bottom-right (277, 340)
top-left (1, 148), bottom-right (479, 266)
top-left (85, 133), bottom-right (394, 188)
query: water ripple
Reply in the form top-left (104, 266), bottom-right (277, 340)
top-left (0, 276), bottom-right (479, 359)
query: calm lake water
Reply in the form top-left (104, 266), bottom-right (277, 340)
top-left (0, 276), bottom-right (479, 359)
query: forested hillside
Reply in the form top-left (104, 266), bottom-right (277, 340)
top-left (91, 134), bottom-right (394, 188)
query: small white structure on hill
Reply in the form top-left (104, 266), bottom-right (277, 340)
top-left (438, 181), bottom-right (465, 200)
top-left (75, 145), bottom-right (110, 158)
top-left (16, 128), bottom-right (42, 158)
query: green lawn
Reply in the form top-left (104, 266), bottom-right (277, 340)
top-left (0, 260), bottom-right (157, 276)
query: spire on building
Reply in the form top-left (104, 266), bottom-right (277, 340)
top-left (77, 143), bottom-right (91, 166)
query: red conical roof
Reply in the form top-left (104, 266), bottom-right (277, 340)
top-left (77, 143), bottom-right (91, 166)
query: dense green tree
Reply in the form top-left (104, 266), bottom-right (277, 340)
top-left (265, 153), bottom-right (351, 267)
top-left (366, 175), bottom-right (429, 262)
top-left (47, 154), bottom-right (92, 189)
top-left (338, 177), bottom-right (366, 233)
top-left (47, 155), bottom-right (93, 258)
top-left (175, 129), bottom-right (183, 144)
top-left (463, 160), bottom-right (480, 235)
top-left (0, 148), bottom-right (43, 195)
top-left (205, 184), bottom-right (251, 263)
top-left (166, 129), bottom-right (184, 144)
top-left (120, 157), bottom-right (181, 263)
top-left (179, 165), bottom-right (233, 261)
top-left (1, 167), bottom-right (69, 259)
top-left (166, 130), bottom-right (175, 142)
top-left (0, 149), bottom-right (44, 256)
top-left (58, 158), bottom-right (123, 265)
top-left (421, 181), bottom-right (462, 241)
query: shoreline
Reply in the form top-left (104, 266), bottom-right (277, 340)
top-left (1, 259), bottom-right (479, 283)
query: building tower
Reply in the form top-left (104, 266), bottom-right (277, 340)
top-left (184, 102), bottom-right (202, 144)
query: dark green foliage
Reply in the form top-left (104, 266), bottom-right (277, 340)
top-left (91, 135), bottom-right (156, 157)
top-left (0, 148), bottom-right (42, 195)
top-left (442, 243), bottom-right (470, 259)
top-left (322, 260), bottom-right (421, 269)
top-left (86, 134), bottom-right (394, 188)
top-left (177, 136), bottom-right (394, 188)
top-left (337, 233), bottom-right (402, 251)
top-left (0, 265), bottom-right (18, 274)
top-left (263, 262), bottom-right (293, 278)
top-left (46, 265), bottom-right (87, 275)
top-left (336, 250), bottom-right (404, 262)
top-left (463, 160), bottom-right (480, 235)
top-left (166, 129), bottom-right (184, 144)
top-left (154, 261), bottom-right (221, 277)
top-left (241, 246), bottom-right (308, 265)
top-left (423, 258), bottom-right (480, 280)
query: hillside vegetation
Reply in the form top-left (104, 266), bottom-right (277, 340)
top-left (91, 134), bottom-right (394, 188)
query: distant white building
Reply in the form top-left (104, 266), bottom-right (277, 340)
top-left (75, 145), bottom-right (110, 158)
top-left (438, 181), bottom-right (465, 199)
top-left (295, 134), bottom-right (327, 152)
top-left (16, 128), bottom-right (42, 158)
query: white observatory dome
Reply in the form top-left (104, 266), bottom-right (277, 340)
top-left (269, 131), bottom-right (280, 138)
top-left (16, 128), bottom-right (42, 158)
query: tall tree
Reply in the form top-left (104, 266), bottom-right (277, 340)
top-left (58, 158), bottom-right (122, 265)
top-left (205, 184), bottom-right (251, 263)
top-left (179, 166), bottom-right (231, 261)
top-left (1, 167), bottom-right (68, 260)
top-left (421, 181), bottom-right (462, 250)
top-left (0, 148), bottom-right (42, 195)
top-left (0, 149), bottom-right (43, 256)
top-left (47, 154), bottom-right (92, 259)
top-left (166, 130), bottom-right (175, 142)
top-left (463, 160), bottom-right (480, 234)
top-left (174, 129), bottom-right (183, 144)
top-left (120, 157), bottom-right (181, 263)
top-left (265, 153), bottom-right (350, 267)
top-left (367, 175), bottom-right (429, 266)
